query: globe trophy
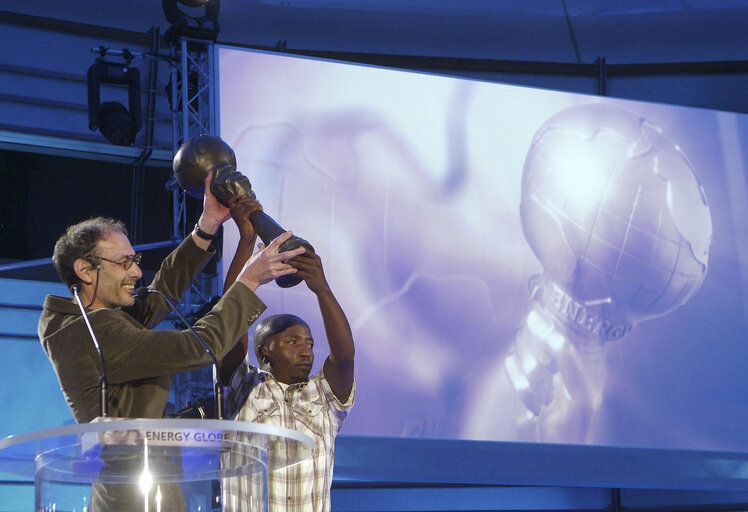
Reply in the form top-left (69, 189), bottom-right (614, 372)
top-left (173, 134), bottom-right (314, 288)
top-left (504, 103), bottom-right (712, 441)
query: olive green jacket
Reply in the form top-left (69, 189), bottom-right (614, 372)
top-left (38, 235), bottom-right (266, 423)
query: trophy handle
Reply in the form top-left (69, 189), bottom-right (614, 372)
top-left (249, 211), bottom-right (315, 288)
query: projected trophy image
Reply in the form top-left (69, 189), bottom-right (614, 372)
top-left (470, 103), bottom-right (713, 442)
top-left (173, 134), bottom-right (314, 287)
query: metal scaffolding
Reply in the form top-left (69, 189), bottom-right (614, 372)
top-left (168, 36), bottom-right (217, 243)
top-left (166, 35), bottom-right (222, 415)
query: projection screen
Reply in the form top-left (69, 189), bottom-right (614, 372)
top-left (218, 46), bottom-right (748, 451)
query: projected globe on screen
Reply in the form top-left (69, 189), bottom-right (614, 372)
top-left (520, 103), bottom-right (712, 340)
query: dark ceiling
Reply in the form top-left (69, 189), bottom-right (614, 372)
top-left (1, 0), bottom-right (747, 64)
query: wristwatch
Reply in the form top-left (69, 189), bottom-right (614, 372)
top-left (193, 223), bottom-right (216, 241)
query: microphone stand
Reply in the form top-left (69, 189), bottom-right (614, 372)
top-left (72, 285), bottom-right (109, 418)
top-left (136, 288), bottom-right (224, 419)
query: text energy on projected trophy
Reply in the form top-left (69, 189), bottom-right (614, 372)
top-left (491, 103), bottom-right (712, 442)
top-left (172, 134), bottom-right (314, 288)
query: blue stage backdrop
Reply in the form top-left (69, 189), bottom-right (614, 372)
top-left (218, 46), bottom-right (748, 451)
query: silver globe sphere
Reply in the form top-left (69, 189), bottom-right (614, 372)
top-left (520, 103), bottom-right (712, 339)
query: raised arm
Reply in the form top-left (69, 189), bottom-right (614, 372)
top-left (218, 196), bottom-right (262, 383)
top-left (134, 171), bottom-right (233, 327)
top-left (291, 252), bottom-right (355, 402)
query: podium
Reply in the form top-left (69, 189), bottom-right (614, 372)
top-left (0, 418), bottom-right (313, 512)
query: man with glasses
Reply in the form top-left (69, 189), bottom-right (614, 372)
top-left (39, 173), bottom-right (305, 424)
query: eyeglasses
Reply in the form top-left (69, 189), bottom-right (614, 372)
top-left (94, 253), bottom-right (143, 270)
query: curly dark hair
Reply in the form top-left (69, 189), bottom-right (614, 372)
top-left (253, 314), bottom-right (309, 368)
top-left (52, 217), bottom-right (128, 290)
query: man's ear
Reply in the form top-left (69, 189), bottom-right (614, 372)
top-left (73, 258), bottom-right (95, 286)
top-left (260, 345), bottom-right (271, 365)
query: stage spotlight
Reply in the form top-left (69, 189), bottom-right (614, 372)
top-left (97, 101), bottom-right (139, 146)
top-left (87, 59), bottom-right (142, 146)
top-left (162, 0), bottom-right (220, 43)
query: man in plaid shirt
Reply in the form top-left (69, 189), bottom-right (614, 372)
top-left (220, 198), bottom-right (355, 512)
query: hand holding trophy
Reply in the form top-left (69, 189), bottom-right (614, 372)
top-left (172, 134), bottom-right (314, 288)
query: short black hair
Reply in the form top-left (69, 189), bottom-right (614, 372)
top-left (52, 217), bottom-right (128, 290)
top-left (253, 314), bottom-right (309, 366)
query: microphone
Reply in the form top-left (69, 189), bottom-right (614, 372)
top-left (71, 284), bottom-right (109, 418)
top-left (135, 287), bottom-right (224, 419)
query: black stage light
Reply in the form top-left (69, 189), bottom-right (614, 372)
top-left (87, 59), bottom-right (142, 146)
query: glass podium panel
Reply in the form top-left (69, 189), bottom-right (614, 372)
top-left (0, 418), bottom-right (312, 512)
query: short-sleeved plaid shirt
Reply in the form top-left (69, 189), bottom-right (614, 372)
top-left (222, 370), bottom-right (354, 512)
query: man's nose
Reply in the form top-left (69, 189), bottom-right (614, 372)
top-left (129, 264), bottom-right (143, 279)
